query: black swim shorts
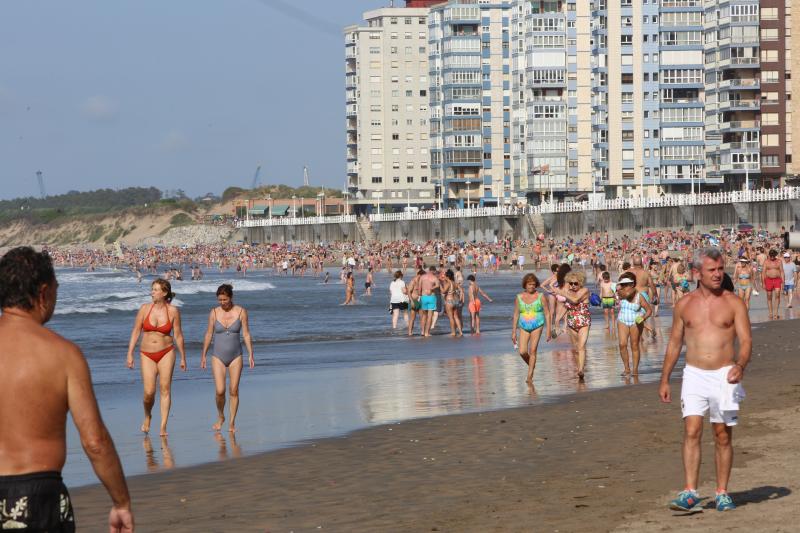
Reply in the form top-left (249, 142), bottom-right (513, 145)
top-left (0, 471), bottom-right (75, 532)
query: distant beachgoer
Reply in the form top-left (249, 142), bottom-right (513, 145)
top-left (511, 273), bottom-right (551, 383)
top-left (419, 266), bottom-right (440, 337)
top-left (406, 269), bottom-right (424, 336)
top-left (782, 252), bottom-right (796, 309)
top-left (556, 271), bottom-right (591, 379)
top-left (466, 274), bottom-right (492, 334)
top-left (200, 284), bottom-right (255, 433)
top-left (444, 269), bottom-right (463, 336)
top-left (599, 271), bottom-right (616, 334)
top-left (365, 267), bottom-right (374, 296)
top-left (733, 257), bottom-right (753, 309)
top-left (389, 271), bottom-right (409, 329)
top-left (0, 247), bottom-right (133, 532)
top-left (660, 247), bottom-right (751, 512)
top-left (762, 249), bottom-right (783, 319)
top-left (126, 278), bottom-right (187, 436)
top-left (616, 272), bottom-right (651, 376)
top-left (343, 272), bottom-right (355, 305)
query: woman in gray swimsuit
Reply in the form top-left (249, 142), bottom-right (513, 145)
top-left (201, 284), bottom-right (255, 432)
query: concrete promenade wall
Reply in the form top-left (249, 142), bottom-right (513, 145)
top-left (241, 200), bottom-right (800, 243)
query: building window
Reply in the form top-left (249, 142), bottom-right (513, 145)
top-left (762, 134), bottom-right (779, 147)
top-left (762, 155), bottom-right (779, 167)
top-left (372, 176), bottom-right (383, 183)
top-left (392, 134), bottom-right (400, 140)
top-left (406, 176), bottom-right (414, 183)
top-left (393, 176), bottom-right (400, 183)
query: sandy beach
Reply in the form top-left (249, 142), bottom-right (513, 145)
top-left (69, 319), bottom-right (799, 532)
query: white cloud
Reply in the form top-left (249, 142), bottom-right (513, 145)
top-left (158, 130), bottom-right (190, 152)
top-left (82, 95), bottom-right (119, 122)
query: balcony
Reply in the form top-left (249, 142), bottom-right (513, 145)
top-left (345, 48), bottom-right (357, 59)
top-left (345, 74), bottom-right (358, 89)
top-left (719, 99), bottom-right (760, 111)
top-left (347, 162), bottom-right (360, 175)
top-left (720, 162), bottom-right (761, 173)
top-left (729, 57), bottom-right (759, 68)
top-left (720, 141), bottom-right (759, 152)
top-left (346, 105), bottom-right (358, 117)
top-left (719, 78), bottom-right (760, 91)
top-left (719, 120), bottom-right (760, 132)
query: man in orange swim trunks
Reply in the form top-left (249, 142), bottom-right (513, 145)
top-left (466, 274), bottom-right (492, 334)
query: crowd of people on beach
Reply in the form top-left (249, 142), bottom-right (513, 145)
top-left (0, 222), bottom-right (795, 530)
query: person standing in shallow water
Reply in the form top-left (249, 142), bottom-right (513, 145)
top-left (126, 278), bottom-right (187, 436)
top-left (511, 273), bottom-right (551, 383)
top-left (615, 272), bottom-right (652, 377)
top-left (555, 271), bottom-right (591, 380)
top-left (0, 247), bottom-right (133, 532)
top-left (659, 247), bottom-right (751, 513)
top-left (201, 284), bottom-right (255, 433)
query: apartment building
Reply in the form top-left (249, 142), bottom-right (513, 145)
top-left (510, 1), bottom-right (594, 203)
top-left (344, 6), bottom-right (436, 213)
top-left (759, 0), bottom-right (791, 186)
top-left (429, 0), bottom-right (513, 208)
top-left (346, 0), bottom-right (800, 203)
top-left (704, 0), bottom-right (762, 189)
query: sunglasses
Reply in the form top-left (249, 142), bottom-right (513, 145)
top-left (568, 282), bottom-right (580, 286)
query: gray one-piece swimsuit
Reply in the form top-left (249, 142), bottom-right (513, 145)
top-left (213, 313), bottom-right (243, 367)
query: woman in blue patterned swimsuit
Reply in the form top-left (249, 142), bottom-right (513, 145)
top-left (511, 273), bottom-right (552, 384)
top-left (616, 272), bottom-right (652, 377)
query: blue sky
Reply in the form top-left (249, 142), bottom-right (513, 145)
top-left (0, 0), bottom-right (379, 200)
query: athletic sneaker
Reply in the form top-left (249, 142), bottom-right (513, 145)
top-left (669, 490), bottom-right (701, 512)
top-left (715, 492), bottom-right (736, 511)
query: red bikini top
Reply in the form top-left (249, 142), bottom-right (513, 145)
top-left (143, 304), bottom-right (172, 335)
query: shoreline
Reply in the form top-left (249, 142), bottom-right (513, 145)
top-left (72, 319), bottom-right (799, 532)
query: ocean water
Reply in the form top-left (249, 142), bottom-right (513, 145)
top-left (47, 267), bottom-right (776, 486)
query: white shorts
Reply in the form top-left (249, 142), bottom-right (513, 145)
top-left (681, 364), bottom-right (740, 426)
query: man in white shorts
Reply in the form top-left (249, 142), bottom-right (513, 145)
top-left (659, 247), bottom-right (751, 513)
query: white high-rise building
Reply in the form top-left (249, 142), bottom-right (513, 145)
top-left (344, 6), bottom-right (436, 213)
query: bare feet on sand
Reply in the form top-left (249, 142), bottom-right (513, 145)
top-left (141, 416), bottom-right (151, 434)
top-left (213, 416), bottom-right (225, 432)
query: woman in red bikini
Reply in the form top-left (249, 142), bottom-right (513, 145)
top-left (126, 278), bottom-right (187, 436)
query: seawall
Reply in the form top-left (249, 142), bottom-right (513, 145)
top-left (241, 199), bottom-right (800, 243)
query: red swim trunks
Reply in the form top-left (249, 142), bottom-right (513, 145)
top-left (764, 277), bottom-right (782, 292)
top-left (468, 299), bottom-right (482, 313)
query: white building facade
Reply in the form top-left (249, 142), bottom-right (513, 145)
top-left (344, 7), bottom-right (436, 213)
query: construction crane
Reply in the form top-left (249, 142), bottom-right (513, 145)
top-left (250, 165), bottom-right (262, 190)
top-left (36, 170), bottom-right (46, 198)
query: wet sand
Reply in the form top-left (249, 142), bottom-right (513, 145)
top-left (72, 319), bottom-right (799, 532)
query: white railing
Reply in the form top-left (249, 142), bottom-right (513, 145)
top-left (532, 187), bottom-right (800, 215)
top-left (237, 215), bottom-right (357, 228)
top-left (235, 187), bottom-right (800, 227)
top-left (371, 206), bottom-right (524, 222)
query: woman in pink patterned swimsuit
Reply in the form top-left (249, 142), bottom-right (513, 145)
top-left (557, 271), bottom-right (591, 380)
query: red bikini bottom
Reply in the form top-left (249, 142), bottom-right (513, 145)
top-left (141, 346), bottom-right (174, 364)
